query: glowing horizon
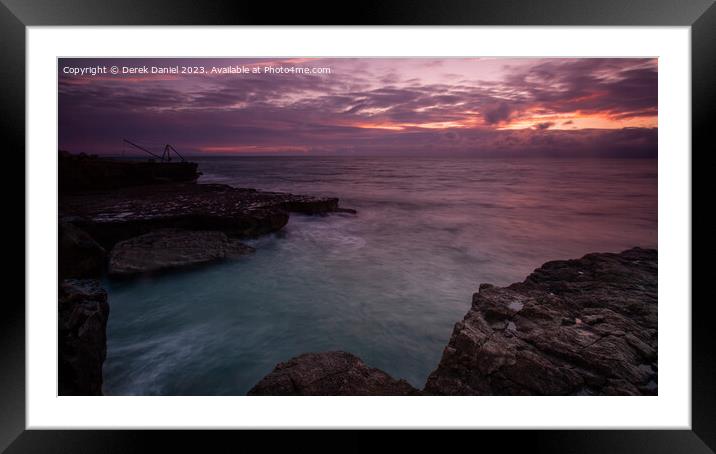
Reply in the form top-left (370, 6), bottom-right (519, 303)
top-left (59, 57), bottom-right (657, 157)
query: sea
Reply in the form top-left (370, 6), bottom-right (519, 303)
top-left (102, 156), bottom-right (657, 395)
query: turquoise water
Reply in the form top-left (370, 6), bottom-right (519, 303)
top-left (102, 157), bottom-right (657, 395)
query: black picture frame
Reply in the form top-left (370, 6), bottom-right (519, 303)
top-left (3, 0), bottom-right (713, 451)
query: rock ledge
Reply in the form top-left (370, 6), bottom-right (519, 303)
top-left (248, 351), bottom-right (419, 396)
top-left (108, 228), bottom-right (255, 275)
top-left (424, 247), bottom-right (658, 395)
top-left (58, 279), bottom-right (110, 395)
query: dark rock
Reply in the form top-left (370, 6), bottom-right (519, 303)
top-left (60, 183), bottom-right (345, 249)
top-left (108, 228), bottom-right (255, 275)
top-left (279, 195), bottom-right (339, 214)
top-left (58, 279), bottom-right (110, 395)
top-left (248, 351), bottom-right (419, 396)
top-left (424, 248), bottom-right (658, 395)
top-left (59, 222), bottom-right (106, 278)
top-left (335, 207), bottom-right (358, 214)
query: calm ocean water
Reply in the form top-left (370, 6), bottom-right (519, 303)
top-left (102, 157), bottom-right (657, 395)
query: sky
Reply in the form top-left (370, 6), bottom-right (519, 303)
top-left (58, 57), bottom-right (657, 157)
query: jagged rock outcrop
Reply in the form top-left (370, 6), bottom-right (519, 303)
top-left (108, 228), bottom-right (255, 275)
top-left (250, 249), bottom-right (658, 396)
top-left (424, 248), bottom-right (658, 395)
top-left (248, 351), bottom-right (419, 396)
top-left (58, 279), bottom-right (110, 395)
top-left (58, 222), bottom-right (106, 278)
top-left (59, 183), bottom-right (342, 249)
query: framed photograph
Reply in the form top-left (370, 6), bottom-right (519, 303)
top-left (5, 0), bottom-right (713, 451)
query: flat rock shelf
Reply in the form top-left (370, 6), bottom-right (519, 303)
top-left (60, 183), bottom-right (343, 250)
top-left (108, 229), bottom-right (256, 276)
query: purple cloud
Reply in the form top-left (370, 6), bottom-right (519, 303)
top-left (58, 57), bottom-right (657, 158)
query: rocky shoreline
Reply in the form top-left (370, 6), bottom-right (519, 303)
top-left (58, 155), bottom-right (355, 394)
top-left (60, 182), bottom-right (345, 253)
top-left (58, 157), bottom-right (657, 397)
top-left (250, 248), bottom-right (657, 396)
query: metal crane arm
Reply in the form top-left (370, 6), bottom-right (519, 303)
top-left (167, 144), bottom-right (186, 162)
top-left (122, 138), bottom-right (163, 160)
